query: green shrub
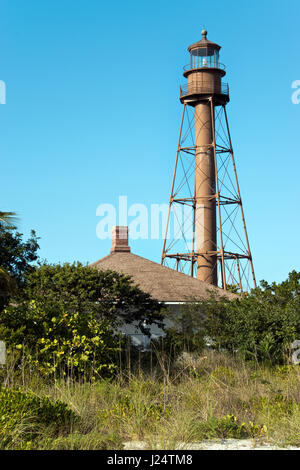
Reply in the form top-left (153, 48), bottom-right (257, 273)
top-left (193, 414), bottom-right (265, 440)
top-left (153, 303), bottom-right (205, 359)
top-left (0, 386), bottom-right (77, 449)
top-left (22, 263), bottom-right (164, 333)
top-left (1, 303), bottom-right (120, 379)
top-left (0, 262), bottom-right (165, 379)
top-left (202, 271), bottom-right (300, 364)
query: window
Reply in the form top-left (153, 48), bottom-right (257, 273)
top-left (190, 48), bottom-right (219, 69)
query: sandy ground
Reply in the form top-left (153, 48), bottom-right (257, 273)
top-left (123, 440), bottom-right (300, 450)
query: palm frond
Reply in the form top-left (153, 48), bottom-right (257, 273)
top-left (0, 211), bottom-right (19, 226)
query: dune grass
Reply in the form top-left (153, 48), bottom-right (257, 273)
top-left (1, 349), bottom-right (300, 449)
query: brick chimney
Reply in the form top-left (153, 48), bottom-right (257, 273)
top-left (110, 226), bottom-right (131, 253)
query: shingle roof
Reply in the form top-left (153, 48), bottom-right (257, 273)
top-left (90, 251), bottom-right (235, 302)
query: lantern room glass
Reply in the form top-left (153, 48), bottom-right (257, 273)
top-left (190, 47), bottom-right (220, 69)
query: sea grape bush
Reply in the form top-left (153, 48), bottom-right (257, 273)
top-left (0, 300), bottom-right (120, 378)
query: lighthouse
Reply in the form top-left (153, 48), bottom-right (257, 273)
top-left (161, 31), bottom-right (256, 292)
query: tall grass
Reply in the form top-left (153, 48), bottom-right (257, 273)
top-left (1, 349), bottom-right (300, 449)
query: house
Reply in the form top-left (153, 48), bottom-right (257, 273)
top-left (91, 226), bottom-right (234, 349)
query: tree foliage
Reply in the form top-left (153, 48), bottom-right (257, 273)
top-left (153, 303), bottom-right (205, 358)
top-left (0, 262), bottom-right (165, 377)
top-left (21, 262), bottom-right (165, 333)
top-left (202, 270), bottom-right (300, 363)
top-left (0, 301), bottom-right (120, 378)
top-left (0, 225), bottom-right (39, 309)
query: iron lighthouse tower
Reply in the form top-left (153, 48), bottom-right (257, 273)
top-left (161, 30), bottom-right (256, 293)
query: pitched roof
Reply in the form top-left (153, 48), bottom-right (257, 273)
top-left (90, 251), bottom-right (235, 302)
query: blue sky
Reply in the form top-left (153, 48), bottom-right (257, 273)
top-left (0, 0), bottom-right (299, 285)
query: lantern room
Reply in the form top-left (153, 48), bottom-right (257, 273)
top-left (187, 30), bottom-right (224, 71)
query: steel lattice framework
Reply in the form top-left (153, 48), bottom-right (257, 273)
top-left (161, 99), bottom-right (256, 293)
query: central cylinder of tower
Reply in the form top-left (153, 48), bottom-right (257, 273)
top-left (178, 29), bottom-right (229, 285)
top-left (194, 101), bottom-right (217, 285)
